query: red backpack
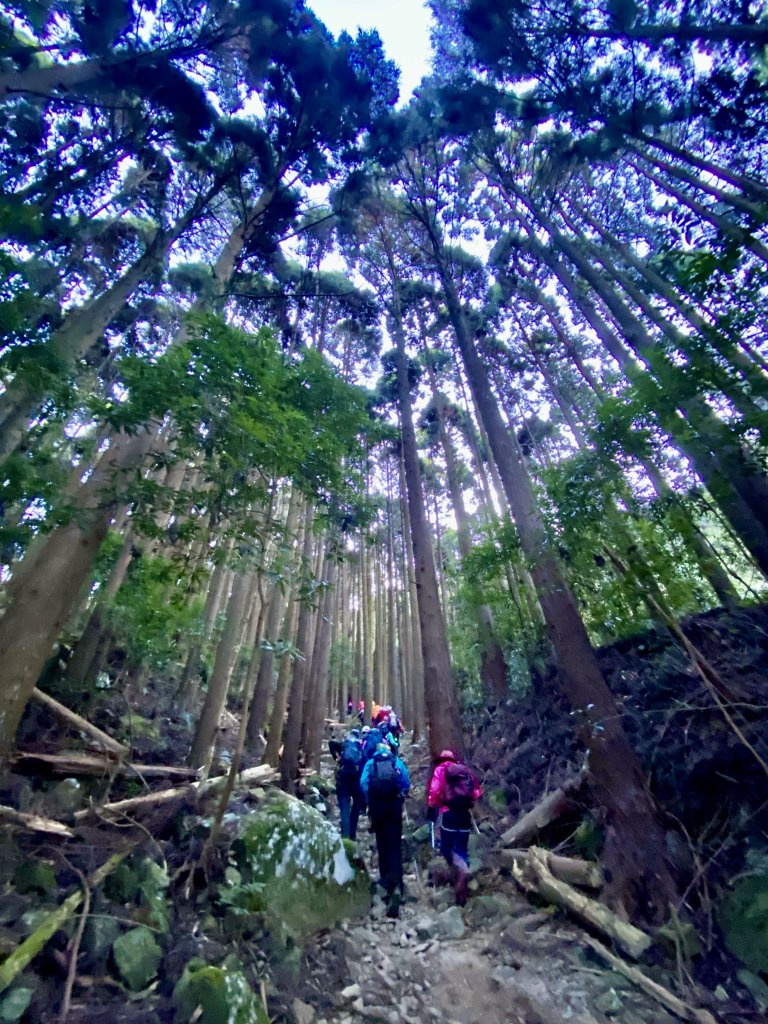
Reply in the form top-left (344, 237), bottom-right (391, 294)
top-left (443, 762), bottom-right (475, 810)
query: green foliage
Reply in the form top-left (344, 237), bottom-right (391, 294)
top-left (104, 552), bottom-right (203, 674)
top-left (173, 962), bottom-right (268, 1024)
top-left (98, 315), bottom-right (371, 506)
top-left (0, 988), bottom-right (33, 1023)
top-left (12, 860), bottom-right (55, 896)
top-left (718, 874), bottom-right (768, 974)
top-left (111, 926), bottom-right (162, 991)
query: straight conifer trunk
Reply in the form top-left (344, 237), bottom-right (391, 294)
top-left (439, 268), bottom-right (678, 918)
top-left (391, 300), bottom-right (462, 757)
top-left (188, 571), bottom-right (251, 774)
top-left (0, 428), bottom-right (154, 755)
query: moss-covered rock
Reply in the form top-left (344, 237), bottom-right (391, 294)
top-left (173, 962), bottom-right (269, 1024)
top-left (112, 926), bottom-right (162, 990)
top-left (225, 791), bottom-right (369, 942)
top-left (718, 874), bottom-right (768, 974)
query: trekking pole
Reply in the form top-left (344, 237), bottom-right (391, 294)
top-left (470, 812), bottom-right (481, 836)
top-left (430, 822), bottom-right (437, 849)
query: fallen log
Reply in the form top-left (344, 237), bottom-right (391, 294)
top-left (0, 804), bottom-right (74, 838)
top-left (31, 689), bottom-right (128, 757)
top-left (0, 847), bottom-right (132, 993)
top-left (12, 751), bottom-right (197, 781)
top-left (500, 771), bottom-right (587, 848)
top-left (74, 763), bottom-right (277, 820)
top-left (75, 787), bottom-right (195, 819)
top-left (500, 847), bottom-right (603, 889)
top-left (512, 846), bottom-right (652, 960)
top-left (583, 936), bottom-right (719, 1024)
top-left (199, 763), bottom-right (277, 797)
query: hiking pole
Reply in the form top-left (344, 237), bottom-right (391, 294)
top-left (470, 812), bottom-right (481, 836)
top-left (430, 822), bottom-right (437, 849)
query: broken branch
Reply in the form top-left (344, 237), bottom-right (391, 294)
top-left (500, 771), bottom-right (587, 848)
top-left (31, 689), bottom-right (128, 757)
top-left (583, 936), bottom-right (719, 1024)
top-left (0, 804), bottom-right (74, 838)
top-left (513, 846), bottom-right (652, 960)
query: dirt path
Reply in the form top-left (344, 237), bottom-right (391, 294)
top-left (291, 735), bottom-right (681, 1024)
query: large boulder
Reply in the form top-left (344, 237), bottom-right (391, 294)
top-left (226, 791), bottom-right (370, 942)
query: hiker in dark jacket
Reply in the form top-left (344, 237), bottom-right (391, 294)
top-left (427, 749), bottom-right (481, 905)
top-left (360, 743), bottom-right (411, 917)
top-left (331, 728), bottom-right (365, 840)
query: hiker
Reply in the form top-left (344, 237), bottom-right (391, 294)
top-left (357, 699), bottom-right (365, 725)
top-left (370, 699), bottom-right (382, 726)
top-left (347, 696), bottom-right (353, 717)
top-left (360, 742), bottom-right (411, 918)
top-left (373, 703), bottom-right (391, 727)
top-left (377, 718), bottom-right (400, 754)
top-left (427, 749), bottom-right (482, 906)
top-left (361, 724), bottom-right (380, 762)
top-left (386, 708), bottom-right (403, 742)
top-left (330, 728), bottom-right (365, 840)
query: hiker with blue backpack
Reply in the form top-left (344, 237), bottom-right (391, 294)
top-left (427, 749), bottom-right (482, 905)
top-left (360, 742), bottom-right (411, 918)
top-left (330, 728), bottom-right (365, 840)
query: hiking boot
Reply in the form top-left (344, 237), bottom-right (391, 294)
top-left (454, 867), bottom-right (469, 907)
top-left (386, 890), bottom-right (401, 918)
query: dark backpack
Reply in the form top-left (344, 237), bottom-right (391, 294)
top-left (368, 755), bottom-right (402, 803)
top-left (443, 762), bottom-right (475, 810)
top-left (338, 738), bottom-right (363, 780)
top-left (362, 731), bottom-right (380, 760)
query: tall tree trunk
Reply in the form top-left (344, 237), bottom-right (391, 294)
top-left (179, 554), bottom-right (232, 711)
top-left (423, 360), bottom-right (509, 702)
top-left (0, 428), bottom-right (155, 754)
top-left (247, 488), bottom-right (302, 746)
top-left (304, 555), bottom-right (339, 770)
top-left (437, 257), bottom-right (678, 918)
top-left (513, 208), bottom-right (768, 576)
top-left (279, 507), bottom-right (316, 791)
top-left (188, 570), bottom-right (250, 774)
top-left (63, 522), bottom-right (138, 692)
top-left (263, 587), bottom-right (301, 768)
top-left (391, 292), bottom-right (462, 757)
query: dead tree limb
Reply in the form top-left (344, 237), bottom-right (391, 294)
top-left (0, 804), bottom-right (74, 838)
top-left (583, 936), bottom-right (719, 1024)
top-left (12, 751), bottom-right (196, 781)
top-left (31, 689), bottom-right (128, 757)
top-left (513, 846), bottom-right (652, 960)
top-left (500, 771), bottom-right (588, 848)
top-left (500, 847), bottom-right (603, 889)
top-left (73, 763), bottom-right (277, 821)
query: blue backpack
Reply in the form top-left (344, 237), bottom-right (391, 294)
top-left (362, 731), bottom-right (380, 761)
top-left (368, 754), bottom-right (402, 804)
top-left (338, 738), bottom-right (363, 781)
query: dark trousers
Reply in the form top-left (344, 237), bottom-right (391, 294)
top-left (440, 808), bottom-right (471, 869)
top-left (370, 802), bottom-right (403, 896)
top-left (337, 778), bottom-right (364, 840)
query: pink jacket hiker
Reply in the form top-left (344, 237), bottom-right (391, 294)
top-left (427, 753), bottom-right (482, 814)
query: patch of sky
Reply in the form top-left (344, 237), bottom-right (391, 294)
top-left (309, 0), bottom-right (434, 104)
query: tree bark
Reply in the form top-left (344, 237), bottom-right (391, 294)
top-left (278, 506), bottom-right (316, 791)
top-left (391, 298), bottom-right (462, 758)
top-left (0, 428), bottom-right (155, 755)
top-left (188, 571), bottom-right (251, 774)
top-left (436, 256), bottom-right (677, 918)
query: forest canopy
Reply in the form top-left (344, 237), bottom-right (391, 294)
top-left (0, 0), bottom-right (767, 936)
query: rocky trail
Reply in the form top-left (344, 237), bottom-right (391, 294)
top-left (291, 736), bottom-right (685, 1024)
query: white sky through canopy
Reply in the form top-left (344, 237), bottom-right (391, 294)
top-left (309, 0), bottom-right (433, 102)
